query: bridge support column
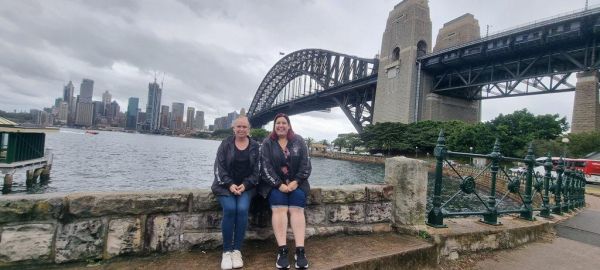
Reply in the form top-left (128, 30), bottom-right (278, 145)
top-left (421, 93), bottom-right (480, 123)
top-left (571, 70), bottom-right (600, 133)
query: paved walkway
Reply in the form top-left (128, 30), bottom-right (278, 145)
top-left (470, 190), bottom-right (600, 270)
top-left (32, 233), bottom-right (435, 270)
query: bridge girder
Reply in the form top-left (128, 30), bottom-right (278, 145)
top-left (248, 49), bottom-right (378, 131)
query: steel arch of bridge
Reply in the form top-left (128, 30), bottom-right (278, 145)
top-left (248, 49), bottom-right (378, 132)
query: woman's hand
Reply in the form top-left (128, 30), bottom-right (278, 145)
top-left (229, 184), bottom-right (240, 195)
top-left (235, 184), bottom-right (246, 195)
top-left (287, 180), bottom-right (298, 191)
top-left (279, 184), bottom-right (290, 193)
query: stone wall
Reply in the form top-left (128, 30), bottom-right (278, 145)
top-left (0, 185), bottom-right (395, 266)
top-left (310, 151), bottom-right (385, 164)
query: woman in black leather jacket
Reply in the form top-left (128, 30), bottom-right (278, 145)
top-left (260, 113), bottom-right (311, 269)
top-left (211, 116), bottom-right (259, 270)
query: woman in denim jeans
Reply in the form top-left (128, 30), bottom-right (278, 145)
top-left (211, 116), bottom-right (260, 270)
top-left (259, 113), bottom-right (311, 269)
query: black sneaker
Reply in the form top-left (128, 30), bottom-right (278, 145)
top-left (295, 247), bottom-right (309, 269)
top-left (276, 246), bottom-right (290, 269)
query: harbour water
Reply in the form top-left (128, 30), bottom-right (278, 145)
top-left (2, 129), bottom-right (385, 195)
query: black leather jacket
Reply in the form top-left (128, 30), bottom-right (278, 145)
top-left (211, 136), bottom-right (260, 196)
top-left (259, 134), bottom-right (311, 198)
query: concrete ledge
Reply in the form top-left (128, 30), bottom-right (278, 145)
top-left (425, 211), bottom-right (580, 260)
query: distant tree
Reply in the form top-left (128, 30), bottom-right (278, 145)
top-left (567, 131), bottom-right (600, 157)
top-left (319, 139), bottom-right (329, 146)
top-left (250, 128), bottom-right (269, 142)
top-left (212, 128), bottom-right (232, 139)
top-left (332, 133), bottom-right (363, 151)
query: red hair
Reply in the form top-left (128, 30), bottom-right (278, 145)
top-left (269, 113), bottom-right (295, 140)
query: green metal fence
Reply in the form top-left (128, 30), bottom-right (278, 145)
top-left (427, 130), bottom-right (586, 228)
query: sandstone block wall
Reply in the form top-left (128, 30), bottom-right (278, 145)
top-left (0, 185), bottom-right (395, 266)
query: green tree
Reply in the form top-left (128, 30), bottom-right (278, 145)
top-left (250, 128), bottom-right (269, 142)
top-left (567, 132), bottom-right (600, 157)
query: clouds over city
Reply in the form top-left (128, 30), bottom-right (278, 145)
top-left (0, 0), bottom-right (595, 139)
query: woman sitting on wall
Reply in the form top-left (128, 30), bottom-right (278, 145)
top-left (212, 116), bottom-right (260, 270)
top-left (260, 113), bottom-right (312, 269)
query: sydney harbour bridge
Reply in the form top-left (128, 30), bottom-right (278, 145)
top-left (248, 0), bottom-right (600, 134)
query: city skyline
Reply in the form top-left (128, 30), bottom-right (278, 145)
top-left (1, 0), bottom-right (598, 139)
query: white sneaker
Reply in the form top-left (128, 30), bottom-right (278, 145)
top-left (221, 251), bottom-right (233, 270)
top-left (231, 250), bottom-right (244, 268)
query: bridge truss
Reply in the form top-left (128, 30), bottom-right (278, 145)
top-left (248, 49), bottom-right (378, 132)
top-left (420, 6), bottom-right (600, 100)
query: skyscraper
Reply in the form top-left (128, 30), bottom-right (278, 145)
top-left (102, 90), bottom-right (112, 116)
top-left (63, 81), bottom-right (75, 125)
top-left (75, 79), bottom-right (94, 126)
top-left (79, 79), bottom-right (94, 103)
top-left (194, 111), bottom-right (205, 130)
top-left (126, 97), bottom-right (139, 130)
top-left (171, 102), bottom-right (184, 131)
top-left (186, 107), bottom-right (195, 130)
top-left (160, 105), bottom-right (169, 130)
top-left (145, 80), bottom-right (162, 131)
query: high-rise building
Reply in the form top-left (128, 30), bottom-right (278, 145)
top-left (171, 102), bottom-right (184, 130)
top-left (126, 97), bottom-right (139, 130)
top-left (63, 81), bottom-right (75, 125)
top-left (58, 102), bottom-right (69, 124)
top-left (102, 90), bottom-right (112, 116)
top-left (54, 98), bottom-right (63, 108)
top-left (194, 111), bottom-right (205, 130)
top-left (226, 111), bottom-right (239, 128)
top-left (160, 105), bottom-right (170, 129)
top-left (240, 107), bottom-right (246, 116)
top-left (145, 80), bottom-right (162, 131)
top-left (79, 79), bottom-right (94, 103)
top-left (186, 107), bottom-right (195, 130)
top-left (75, 102), bottom-right (94, 127)
top-left (92, 101), bottom-right (104, 125)
top-left (109, 101), bottom-right (120, 125)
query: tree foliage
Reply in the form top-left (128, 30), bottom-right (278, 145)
top-left (567, 131), bottom-right (600, 157)
top-left (332, 133), bottom-right (363, 151)
top-left (250, 128), bottom-right (269, 142)
top-left (359, 109), bottom-right (568, 157)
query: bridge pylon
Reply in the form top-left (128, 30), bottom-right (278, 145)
top-left (572, 70), bottom-right (600, 133)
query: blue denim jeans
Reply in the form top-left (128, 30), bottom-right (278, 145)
top-left (218, 191), bottom-right (251, 251)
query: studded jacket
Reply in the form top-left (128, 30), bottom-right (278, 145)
top-left (259, 134), bottom-right (311, 198)
top-left (211, 136), bottom-right (260, 196)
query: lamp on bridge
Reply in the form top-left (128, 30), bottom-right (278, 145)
top-left (415, 146), bottom-right (419, 158)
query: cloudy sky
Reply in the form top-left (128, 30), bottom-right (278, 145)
top-left (0, 0), bottom-right (596, 140)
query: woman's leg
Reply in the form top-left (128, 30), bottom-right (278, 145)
top-left (233, 191), bottom-right (251, 251)
top-left (288, 189), bottom-right (306, 247)
top-left (268, 189), bottom-right (289, 246)
top-left (218, 195), bottom-right (236, 252)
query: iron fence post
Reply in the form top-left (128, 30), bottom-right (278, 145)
top-left (581, 172), bottom-right (587, 207)
top-left (482, 139), bottom-right (501, 225)
top-left (563, 168), bottom-right (571, 212)
top-left (553, 157), bottom-right (564, 215)
top-left (569, 171), bottom-right (579, 211)
top-left (521, 144), bottom-right (535, 220)
top-left (427, 130), bottom-right (447, 228)
top-left (540, 155), bottom-right (552, 218)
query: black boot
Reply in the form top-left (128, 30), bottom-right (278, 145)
top-left (295, 246), bottom-right (309, 269)
top-left (276, 245), bottom-right (290, 269)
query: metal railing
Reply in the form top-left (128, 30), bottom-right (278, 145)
top-left (427, 131), bottom-right (586, 228)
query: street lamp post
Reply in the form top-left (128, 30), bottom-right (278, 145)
top-left (561, 137), bottom-right (570, 157)
top-left (469, 146), bottom-right (473, 166)
top-left (415, 146), bottom-right (419, 158)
